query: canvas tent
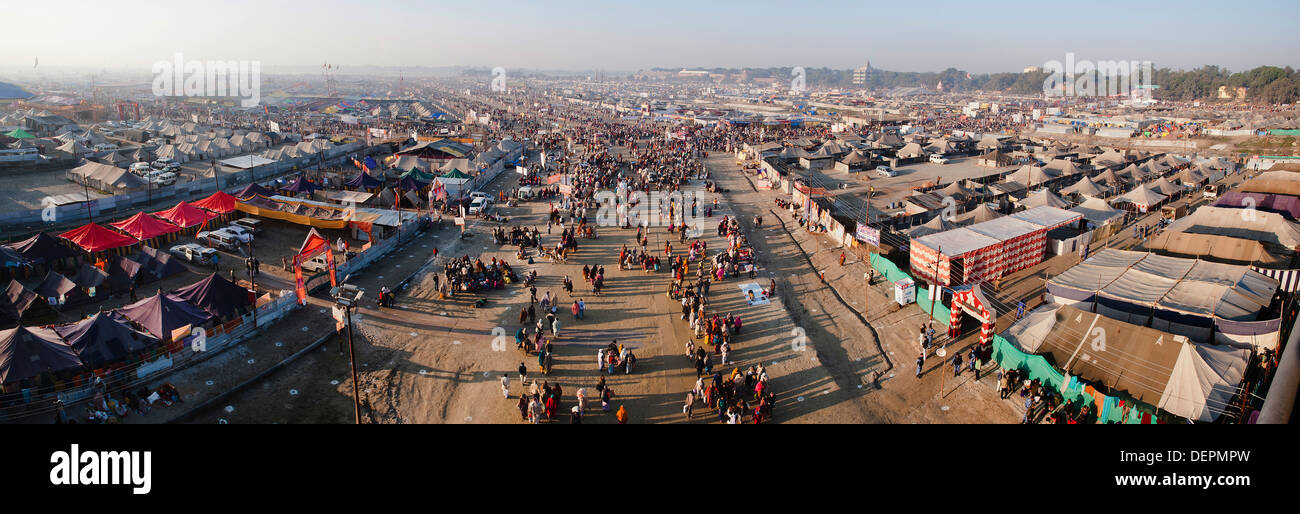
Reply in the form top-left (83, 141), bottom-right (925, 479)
top-left (109, 212), bottom-right (181, 241)
top-left (58, 223), bottom-right (140, 253)
top-left (1212, 192), bottom-right (1300, 220)
top-left (1005, 165), bottom-right (1057, 187)
top-left (153, 201), bottom-right (217, 229)
top-left (280, 175), bottom-right (319, 196)
top-left (33, 271), bottom-right (90, 309)
top-left (1163, 205), bottom-right (1300, 248)
top-left (54, 313), bottom-right (160, 368)
top-left (1001, 303), bottom-right (1249, 422)
top-left (191, 191), bottom-right (238, 214)
top-left (1111, 183), bottom-right (1167, 212)
top-left (1070, 196), bottom-right (1124, 227)
top-left (1060, 176), bottom-right (1107, 197)
top-left (0, 325), bottom-right (82, 386)
top-left (2, 280), bottom-right (57, 327)
top-left (70, 263), bottom-right (108, 292)
top-left (233, 182), bottom-right (273, 200)
top-left (906, 214), bottom-right (962, 238)
top-left (112, 292), bottom-right (215, 340)
top-left (1143, 231), bottom-right (1289, 268)
top-left (170, 273), bottom-right (253, 319)
top-left (345, 171), bottom-right (384, 190)
top-left (1017, 189), bottom-right (1071, 209)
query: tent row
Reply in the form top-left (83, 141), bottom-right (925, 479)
top-left (0, 273), bottom-right (253, 387)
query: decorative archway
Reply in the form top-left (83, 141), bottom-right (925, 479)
top-left (948, 283), bottom-right (996, 345)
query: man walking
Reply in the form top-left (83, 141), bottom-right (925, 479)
top-left (518, 362), bottom-right (527, 385)
top-left (952, 353), bottom-right (963, 376)
top-left (916, 355), bottom-right (924, 378)
top-left (500, 374), bottom-right (511, 398)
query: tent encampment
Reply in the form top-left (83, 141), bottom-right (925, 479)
top-left (170, 273), bottom-right (253, 319)
top-left (112, 292), bottom-right (215, 340)
top-left (58, 223), bottom-right (140, 253)
top-left (54, 313), bottom-right (160, 369)
top-left (5, 232), bottom-right (77, 265)
top-left (0, 325), bottom-right (81, 386)
top-left (109, 212), bottom-right (181, 241)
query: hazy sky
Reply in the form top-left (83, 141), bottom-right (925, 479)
top-left (5, 0), bottom-right (1297, 74)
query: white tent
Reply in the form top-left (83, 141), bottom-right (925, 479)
top-left (1158, 341), bottom-right (1249, 422)
top-left (1070, 195), bottom-right (1124, 226)
top-left (1112, 183), bottom-right (1167, 211)
top-left (1018, 189), bottom-right (1072, 209)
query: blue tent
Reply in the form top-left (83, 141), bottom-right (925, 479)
top-left (345, 171), bottom-right (383, 190)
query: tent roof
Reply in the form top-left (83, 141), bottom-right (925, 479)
top-left (5, 232), bottom-right (77, 263)
top-left (54, 312), bottom-right (159, 368)
top-left (58, 223), bottom-right (140, 253)
top-left (955, 203), bottom-right (1003, 225)
top-left (1005, 165), bottom-right (1057, 187)
top-left (1113, 183), bottom-right (1168, 207)
top-left (279, 175), bottom-right (320, 194)
top-left (1212, 192), bottom-right (1300, 220)
top-left (109, 212), bottom-right (181, 240)
top-left (1158, 341), bottom-right (1250, 422)
top-left (1070, 196), bottom-right (1124, 226)
top-left (906, 214), bottom-right (961, 238)
top-left (233, 182), bottom-right (274, 200)
top-left (191, 191), bottom-right (238, 214)
top-left (1018, 189), bottom-right (1072, 209)
top-left (441, 168), bottom-right (471, 179)
top-left (170, 273), bottom-right (252, 319)
top-left (1164, 205), bottom-right (1300, 248)
top-left (0, 325), bottom-right (81, 386)
top-left (1060, 176), bottom-right (1106, 197)
top-left (1144, 231), bottom-right (1289, 268)
top-left (153, 201), bottom-right (217, 228)
top-left (345, 171), bottom-right (384, 189)
top-left (33, 271), bottom-right (80, 299)
top-left (112, 292), bottom-right (214, 340)
top-left (3, 128), bottom-right (34, 139)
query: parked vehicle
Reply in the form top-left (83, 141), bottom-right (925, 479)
top-left (145, 170), bottom-right (177, 186)
top-left (130, 162), bottom-right (153, 175)
top-left (875, 165), bottom-right (896, 178)
top-left (231, 217), bottom-right (264, 234)
top-left (469, 191), bottom-right (490, 201)
top-left (170, 243), bottom-right (216, 265)
top-left (929, 154), bottom-right (950, 164)
top-left (197, 230), bottom-right (239, 251)
top-left (300, 253), bottom-right (331, 272)
top-left (1202, 183), bottom-right (1225, 199)
top-left (217, 226), bottom-right (253, 243)
top-left (516, 186), bottom-right (536, 200)
top-left (468, 196), bottom-right (494, 215)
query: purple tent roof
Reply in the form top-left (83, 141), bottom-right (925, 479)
top-left (234, 182), bottom-right (274, 199)
top-left (112, 292), bottom-right (214, 340)
top-left (171, 273), bottom-right (252, 319)
top-left (345, 171), bottom-right (383, 190)
top-left (0, 325), bottom-right (81, 386)
top-left (1212, 191), bottom-right (1300, 220)
top-left (5, 232), bottom-right (77, 264)
top-left (279, 175), bottom-right (319, 194)
top-left (398, 175), bottom-right (427, 192)
top-left (54, 312), bottom-right (159, 368)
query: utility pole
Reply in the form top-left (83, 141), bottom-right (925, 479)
top-left (345, 302), bottom-right (360, 424)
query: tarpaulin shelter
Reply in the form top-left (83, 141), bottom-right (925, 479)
top-left (1070, 196), bottom-right (1124, 227)
top-left (1111, 183), bottom-right (1167, 212)
top-left (171, 273), bottom-right (253, 319)
top-left (33, 271), bottom-right (89, 309)
top-left (1146, 176), bottom-right (1182, 197)
top-left (236, 195), bottom-right (350, 229)
top-left (1017, 189), bottom-right (1071, 209)
top-left (135, 246), bottom-right (185, 281)
top-left (1001, 303), bottom-right (1248, 422)
top-left (906, 214), bottom-right (962, 238)
top-left (5, 232), bottom-right (76, 265)
top-left (0, 325), bottom-right (81, 386)
top-left (233, 182), bottom-right (274, 200)
top-left (1212, 192), bottom-right (1300, 220)
top-left (191, 191), bottom-right (238, 214)
top-left (1046, 249), bottom-right (1281, 348)
top-left (3, 128), bottom-right (34, 139)
top-left (345, 171), bottom-right (383, 190)
top-left (112, 292), bottom-right (215, 340)
top-left (110, 212), bottom-right (181, 241)
top-left (153, 201), bottom-right (217, 229)
top-left (441, 168), bottom-right (471, 180)
top-left (58, 223), bottom-right (140, 253)
top-left (279, 175), bottom-right (319, 196)
top-left (1144, 232), bottom-right (1289, 268)
top-left (954, 203), bottom-right (1003, 225)
top-left (70, 263), bottom-right (108, 292)
top-left (105, 255), bottom-right (145, 293)
top-left (54, 313), bottom-right (160, 369)
top-left (1061, 176), bottom-right (1107, 197)
top-left (0, 245), bottom-right (26, 268)
top-left (1005, 165), bottom-right (1057, 187)
top-left (2, 280), bottom-right (56, 327)
top-left (1163, 205), bottom-right (1300, 248)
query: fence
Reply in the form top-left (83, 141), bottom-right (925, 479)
top-left (1, 290), bottom-right (301, 422)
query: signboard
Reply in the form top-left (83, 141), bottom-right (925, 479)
top-left (268, 121), bottom-right (281, 133)
top-left (333, 305), bottom-right (346, 332)
top-left (454, 216), bottom-right (466, 226)
top-left (855, 225), bottom-right (880, 246)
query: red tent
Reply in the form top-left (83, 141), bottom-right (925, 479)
top-left (153, 201), bottom-right (217, 228)
top-left (110, 212), bottom-right (181, 240)
top-left (192, 191), bottom-right (238, 214)
top-left (58, 223), bottom-right (140, 253)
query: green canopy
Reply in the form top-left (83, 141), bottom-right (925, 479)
top-left (401, 168), bottom-right (435, 182)
top-left (4, 128), bottom-right (34, 139)
top-left (441, 168), bottom-right (471, 179)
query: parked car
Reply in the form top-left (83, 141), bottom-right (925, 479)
top-left (196, 230), bottom-right (239, 251)
top-left (217, 226), bottom-right (253, 243)
top-left (231, 217), bottom-right (264, 234)
top-left (469, 191), bottom-right (490, 201)
top-left (170, 243), bottom-right (216, 265)
top-left (468, 196), bottom-right (494, 215)
top-left (516, 186), bottom-right (536, 200)
top-left (875, 165), bottom-right (896, 177)
top-left (300, 253), bottom-right (330, 272)
top-left (929, 154), bottom-right (950, 164)
top-left (145, 170), bottom-right (177, 186)
top-left (129, 162), bottom-right (153, 175)
top-left (1203, 183), bottom-right (1225, 199)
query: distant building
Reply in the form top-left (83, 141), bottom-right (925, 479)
top-left (853, 62), bottom-right (871, 86)
top-left (1023, 65), bottom-right (1041, 73)
top-left (1217, 86), bottom-right (1248, 99)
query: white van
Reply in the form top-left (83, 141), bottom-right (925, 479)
top-left (929, 154), bottom-right (950, 164)
top-left (231, 217), bottom-right (264, 234)
top-left (300, 253), bottom-right (331, 272)
top-left (468, 196), bottom-right (494, 215)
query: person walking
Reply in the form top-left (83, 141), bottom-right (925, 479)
top-left (684, 392), bottom-right (695, 419)
top-left (916, 355), bottom-right (924, 378)
top-left (500, 374), bottom-right (511, 398)
top-left (518, 362), bottom-right (527, 384)
top-left (616, 404), bottom-right (628, 424)
top-left (970, 348), bottom-right (981, 381)
top-left (517, 394), bottom-right (529, 422)
top-left (952, 353), bottom-right (963, 376)
top-left (839, 252), bottom-right (846, 267)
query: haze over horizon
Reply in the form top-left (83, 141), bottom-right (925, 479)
top-left (3, 0), bottom-right (1298, 76)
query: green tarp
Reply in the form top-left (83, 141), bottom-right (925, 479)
top-left (4, 128), bottom-right (34, 139)
top-left (870, 253), bottom-right (951, 325)
top-left (441, 168), bottom-right (471, 179)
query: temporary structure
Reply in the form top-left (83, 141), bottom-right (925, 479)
top-left (54, 313), bottom-right (160, 369)
top-left (1070, 196), bottom-right (1124, 226)
top-left (153, 201), bottom-right (218, 229)
top-left (1111, 183), bottom-right (1167, 212)
top-left (0, 325), bottom-right (82, 386)
top-left (110, 212), bottom-right (181, 240)
top-left (58, 223), bottom-right (140, 253)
